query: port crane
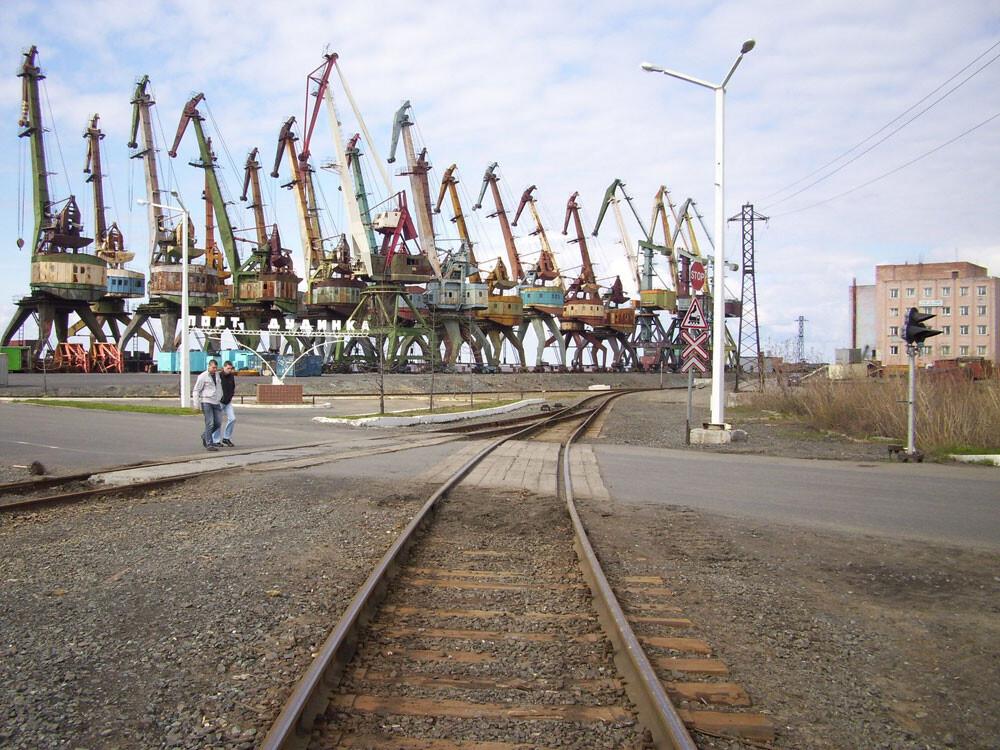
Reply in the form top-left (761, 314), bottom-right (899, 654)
top-left (68, 114), bottom-right (149, 369)
top-left (476, 165), bottom-right (567, 369)
top-left (562, 192), bottom-right (638, 370)
top-left (593, 179), bottom-right (675, 370)
top-left (511, 184), bottom-right (569, 368)
top-left (436, 164), bottom-right (523, 370)
top-left (312, 54), bottom-right (434, 371)
top-left (2, 46), bottom-right (110, 364)
top-left (119, 75), bottom-right (221, 357)
top-left (169, 92), bottom-right (300, 351)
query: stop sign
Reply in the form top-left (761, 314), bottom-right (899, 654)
top-left (689, 261), bottom-right (706, 292)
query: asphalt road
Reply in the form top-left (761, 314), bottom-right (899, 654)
top-left (3, 401), bottom-right (997, 551)
top-left (0, 401), bottom-right (378, 472)
top-left (595, 444), bottom-right (1000, 551)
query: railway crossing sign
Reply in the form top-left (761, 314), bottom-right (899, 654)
top-left (681, 330), bottom-right (709, 360)
top-left (680, 355), bottom-right (708, 373)
top-left (680, 296), bottom-right (709, 374)
top-left (680, 296), bottom-right (708, 330)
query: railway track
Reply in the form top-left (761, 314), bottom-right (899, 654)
top-left (0, 391), bottom-right (633, 514)
top-left (261, 389), bottom-right (771, 749)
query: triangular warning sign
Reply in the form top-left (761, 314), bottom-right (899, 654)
top-left (681, 296), bottom-right (708, 330)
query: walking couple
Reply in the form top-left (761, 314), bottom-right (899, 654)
top-left (192, 359), bottom-right (237, 451)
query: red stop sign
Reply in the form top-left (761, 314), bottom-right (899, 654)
top-left (689, 261), bottom-right (706, 292)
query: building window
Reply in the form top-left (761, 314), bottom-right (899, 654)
top-left (978, 325), bottom-right (987, 335)
top-left (920, 345), bottom-right (932, 356)
top-left (889, 307), bottom-right (899, 317)
top-left (960, 286), bottom-right (969, 296)
top-left (941, 345), bottom-right (951, 356)
top-left (942, 306), bottom-right (951, 315)
top-left (942, 286), bottom-right (951, 297)
top-left (921, 307), bottom-right (933, 315)
top-left (960, 306), bottom-right (969, 316)
top-left (923, 287), bottom-right (933, 297)
top-left (942, 325), bottom-right (951, 335)
top-left (889, 326), bottom-right (899, 336)
top-left (906, 287), bottom-right (915, 297)
top-left (889, 288), bottom-right (899, 298)
top-left (978, 305), bottom-right (988, 315)
top-left (960, 325), bottom-right (970, 335)
top-left (889, 345), bottom-right (899, 355)
top-left (977, 285), bottom-right (987, 296)
top-left (978, 345), bottom-right (987, 356)
top-left (960, 345), bottom-right (970, 355)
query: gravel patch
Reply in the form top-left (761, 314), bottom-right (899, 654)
top-left (0, 470), bottom-right (426, 749)
top-left (579, 498), bottom-right (999, 749)
top-left (596, 388), bottom-right (893, 462)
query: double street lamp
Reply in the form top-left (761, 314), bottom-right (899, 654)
top-left (137, 194), bottom-right (191, 407)
top-left (642, 39), bottom-right (755, 428)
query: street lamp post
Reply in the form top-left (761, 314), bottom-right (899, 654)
top-left (642, 40), bottom-right (755, 428)
top-left (138, 195), bottom-right (191, 407)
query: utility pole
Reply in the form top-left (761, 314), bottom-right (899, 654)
top-left (729, 203), bottom-right (767, 391)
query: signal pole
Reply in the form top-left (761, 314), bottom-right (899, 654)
top-left (902, 307), bottom-right (941, 460)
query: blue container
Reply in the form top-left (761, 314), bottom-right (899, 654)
top-left (156, 351), bottom-right (178, 373)
top-left (275, 354), bottom-right (322, 377)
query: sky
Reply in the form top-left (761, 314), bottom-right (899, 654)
top-left (1, 0), bottom-right (999, 362)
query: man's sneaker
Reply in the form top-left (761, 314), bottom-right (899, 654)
top-left (221, 439), bottom-right (235, 447)
top-left (206, 444), bottom-right (219, 451)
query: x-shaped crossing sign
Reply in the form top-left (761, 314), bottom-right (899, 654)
top-left (680, 329), bottom-right (709, 361)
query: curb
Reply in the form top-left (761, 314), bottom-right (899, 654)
top-left (312, 398), bottom-right (545, 428)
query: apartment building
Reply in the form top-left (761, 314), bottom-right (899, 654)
top-left (861, 262), bottom-right (1000, 366)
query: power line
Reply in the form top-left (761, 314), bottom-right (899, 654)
top-left (763, 38), bottom-right (1000, 206)
top-left (773, 110), bottom-right (1000, 217)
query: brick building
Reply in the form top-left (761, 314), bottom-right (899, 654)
top-left (852, 262), bottom-right (999, 366)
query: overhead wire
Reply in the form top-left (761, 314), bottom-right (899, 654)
top-left (774, 110), bottom-right (1000, 217)
top-left (763, 39), bottom-right (1000, 208)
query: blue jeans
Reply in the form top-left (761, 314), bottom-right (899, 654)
top-left (212, 402), bottom-right (236, 443)
top-left (201, 403), bottom-right (223, 447)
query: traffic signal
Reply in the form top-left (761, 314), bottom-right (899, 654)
top-left (903, 307), bottom-right (942, 344)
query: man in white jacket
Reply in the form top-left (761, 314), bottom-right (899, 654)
top-left (192, 359), bottom-right (223, 451)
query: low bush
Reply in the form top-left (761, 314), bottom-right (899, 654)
top-left (743, 376), bottom-right (998, 453)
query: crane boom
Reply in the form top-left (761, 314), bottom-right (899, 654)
top-left (302, 55), bottom-right (375, 277)
top-left (562, 192), bottom-right (595, 287)
top-left (83, 115), bottom-right (108, 246)
top-left (513, 185), bottom-right (561, 286)
top-left (241, 148), bottom-right (269, 248)
top-left (168, 93), bottom-right (245, 291)
top-left (474, 163), bottom-right (524, 282)
top-left (434, 164), bottom-right (480, 283)
top-left (388, 101), bottom-right (441, 277)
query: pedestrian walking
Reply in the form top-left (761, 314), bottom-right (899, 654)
top-left (192, 359), bottom-right (223, 451)
top-left (212, 361), bottom-right (237, 447)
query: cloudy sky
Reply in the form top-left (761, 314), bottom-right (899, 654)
top-left (2, 0), bottom-right (998, 360)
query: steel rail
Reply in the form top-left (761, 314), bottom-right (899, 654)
top-left (0, 434), bottom-right (425, 513)
top-left (561, 392), bottom-right (698, 750)
top-left (258, 393), bottom-right (623, 750)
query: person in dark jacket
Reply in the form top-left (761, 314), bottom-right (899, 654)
top-left (211, 361), bottom-right (238, 447)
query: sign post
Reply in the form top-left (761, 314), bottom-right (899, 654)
top-left (680, 296), bottom-right (710, 443)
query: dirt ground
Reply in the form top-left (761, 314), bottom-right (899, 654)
top-left (579, 390), bottom-right (1000, 749)
top-left (2, 385), bottom-right (997, 749)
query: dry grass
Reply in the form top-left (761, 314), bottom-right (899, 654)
top-left (743, 375), bottom-right (999, 454)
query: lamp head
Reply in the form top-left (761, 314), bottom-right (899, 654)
top-left (136, 199), bottom-right (148, 206)
top-left (640, 62), bottom-right (660, 72)
top-left (741, 39), bottom-right (756, 54)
